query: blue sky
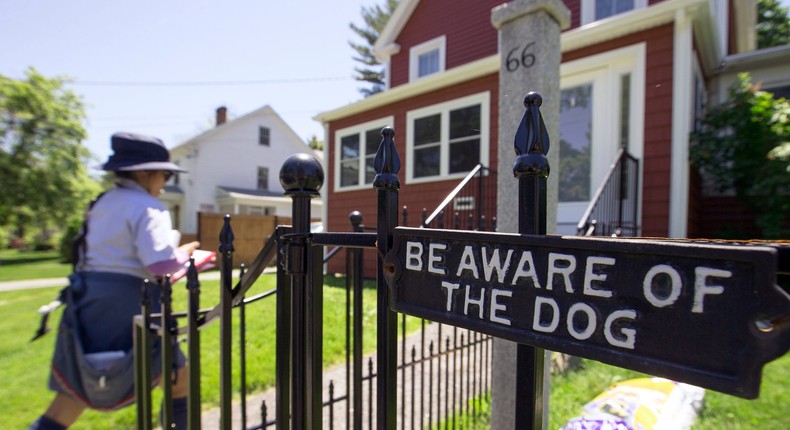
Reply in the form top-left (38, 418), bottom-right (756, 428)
top-left (0, 1), bottom-right (371, 164)
top-left (2, 1), bottom-right (788, 166)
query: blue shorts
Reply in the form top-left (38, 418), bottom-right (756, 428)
top-left (50, 272), bottom-right (186, 400)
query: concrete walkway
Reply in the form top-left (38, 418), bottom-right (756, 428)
top-left (0, 269), bottom-right (243, 293)
top-left (198, 322), bottom-right (492, 430)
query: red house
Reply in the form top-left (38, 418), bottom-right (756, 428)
top-left (315, 0), bottom-right (790, 276)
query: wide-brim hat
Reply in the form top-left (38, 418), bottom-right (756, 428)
top-left (101, 132), bottom-right (187, 172)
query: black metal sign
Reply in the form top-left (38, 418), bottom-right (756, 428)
top-left (383, 227), bottom-right (790, 398)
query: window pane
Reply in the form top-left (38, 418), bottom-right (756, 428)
top-left (257, 167), bottom-right (269, 190)
top-left (414, 114), bottom-right (441, 147)
top-left (596, 0), bottom-right (634, 20)
top-left (365, 128), bottom-right (380, 156)
top-left (449, 139), bottom-right (480, 173)
top-left (259, 127), bottom-right (270, 146)
top-left (341, 135), bottom-right (360, 160)
top-left (418, 49), bottom-right (439, 77)
top-left (559, 84), bottom-right (593, 202)
top-left (365, 155), bottom-right (376, 184)
top-left (619, 73), bottom-right (631, 149)
top-left (449, 105), bottom-right (481, 140)
top-left (340, 160), bottom-right (359, 187)
top-left (414, 146), bottom-right (440, 177)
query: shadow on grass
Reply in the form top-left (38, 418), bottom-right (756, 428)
top-left (0, 255), bottom-right (65, 266)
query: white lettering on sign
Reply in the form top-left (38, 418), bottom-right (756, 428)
top-left (438, 281), bottom-right (514, 326)
top-left (482, 247), bottom-right (513, 283)
top-left (693, 267), bottom-right (730, 313)
top-left (643, 264), bottom-right (682, 308)
top-left (457, 246), bottom-right (479, 279)
top-left (511, 251), bottom-right (542, 288)
top-left (428, 243), bottom-right (447, 275)
top-left (406, 241), bottom-right (423, 272)
top-left (583, 256), bottom-right (615, 298)
top-left (604, 310), bottom-right (637, 349)
top-left (547, 253), bottom-right (576, 293)
top-left (402, 238), bottom-right (737, 351)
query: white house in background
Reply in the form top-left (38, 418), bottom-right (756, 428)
top-left (161, 106), bottom-right (322, 238)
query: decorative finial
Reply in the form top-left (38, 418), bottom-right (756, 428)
top-left (515, 92), bottom-right (550, 156)
top-left (279, 153), bottom-right (324, 197)
top-left (373, 126), bottom-right (400, 190)
top-left (219, 214), bottom-right (235, 254)
top-left (513, 92), bottom-right (550, 178)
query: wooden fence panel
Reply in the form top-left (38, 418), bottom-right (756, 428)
top-left (197, 213), bottom-right (291, 266)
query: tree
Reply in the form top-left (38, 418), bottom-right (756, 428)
top-left (0, 68), bottom-right (100, 248)
top-left (757, 0), bottom-right (790, 49)
top-left (306, 135), bottom-right (324, 151)
top-left (349, 0), bottom-right (399, 97)
top-left (690, 73), bottom-right (790, 238)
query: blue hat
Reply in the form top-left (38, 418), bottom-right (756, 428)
top-left (101, 132), bottom-right (187, 172)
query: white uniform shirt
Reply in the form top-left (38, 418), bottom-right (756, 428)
top-left (81, 178), bottom-right (178, 280)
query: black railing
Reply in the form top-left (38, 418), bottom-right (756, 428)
top-left (420, 164), bottom-right (497, 231)
top-left (577, 148), bottom-right (640, 237)
top-left (133, 212), bottom-right (492, 430)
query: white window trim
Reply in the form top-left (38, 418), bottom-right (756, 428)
top-left (409, 35), bottom-right (446, 82)
top-left (334, 116), bottom-right (395, 192)
top-left (405, 91), bottom-right (490, 184)
top-left (580, 0), bottom-right (648, 26)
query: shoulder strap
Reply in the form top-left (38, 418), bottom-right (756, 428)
top-left (72, 192), bottom-right (107, 271)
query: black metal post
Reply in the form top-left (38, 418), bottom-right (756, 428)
top-left (139, 280), bottom-right (153, 430)
top-left (219, 215), bottom-right (235, 430)
top-left (239, 264), bottom-right (248, 430)
top-left (275, 225), bottom-right (291, 430)
top-left (372, 126), bottom-right (400, 430)
top-left (349, 211), bottom-right (364, 430)
top-left (280, 153), bottom-right (324, 430)
top-left (513, 92), bottom-right (550, 429)
top-left (185, 259), bottom-right (201, 430)
top-left (160, 276), bottom-right (174, 428)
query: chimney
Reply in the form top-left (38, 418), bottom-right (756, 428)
top-left (216, 106), bottom-right (227, 127)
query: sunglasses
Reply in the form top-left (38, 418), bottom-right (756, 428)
top-left (163, 171), bottom-right (174, 181)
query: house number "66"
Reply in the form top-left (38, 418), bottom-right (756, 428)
top-left (506, 42), bottom-right (536, 72)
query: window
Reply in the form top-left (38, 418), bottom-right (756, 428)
top-left (257, 167), bottom-right (269, 190)
top-left (409, 36), bottom-right (446, 81)
top-left (259, 126), bottom-right (270, 146)
top-left (406, 92), bottom-right (490, 182)
top-left (581, 0), bottom-right (646, 25)
top-left (334, 117), bottom-right (393, 191)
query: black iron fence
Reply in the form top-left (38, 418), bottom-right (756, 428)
top-left (133, 216), bottom-right (493, 430)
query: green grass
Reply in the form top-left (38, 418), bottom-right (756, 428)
top-left (1, 273), bottom-right (423, 429)
top-left (432, 353), bottom-right (790, 429)
top-left (0, 249), bottom-right (72, 281)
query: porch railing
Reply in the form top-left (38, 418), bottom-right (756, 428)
top-left (576, 148), bottom-right (640, 237)
top-left (420, 164), bottom-right (497, 231)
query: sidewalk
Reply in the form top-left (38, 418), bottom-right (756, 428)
top-left (0, 270), bottom-right (236, 293)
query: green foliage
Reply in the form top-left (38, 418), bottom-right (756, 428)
top-left (757, 0), bottom-right (790, 49)
top-left (690, 73), bottom-right (790, 238)
top-left (349, 0), bottom-right (399, 97)
top-left (306, 134), bottom-right (324, 150)
top-left (0, 68), bottom-right (101, 247)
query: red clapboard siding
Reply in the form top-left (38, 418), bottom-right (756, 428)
top-left (326, 74), bottom-right (499, 276)
top-left (389, 0), bottom-right (501, 88)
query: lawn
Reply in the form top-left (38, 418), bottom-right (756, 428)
top-left (0, 273), bottom-right (415, 429)
top-left (0, 248), bottom-right (72, 282)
